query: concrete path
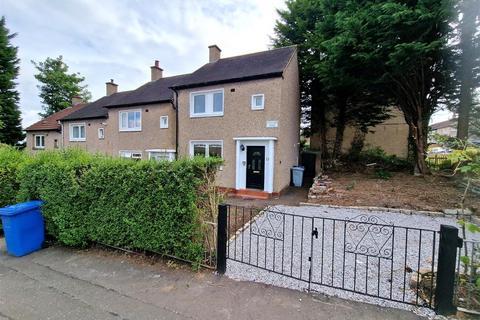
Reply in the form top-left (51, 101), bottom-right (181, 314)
top-left (0, 240), bottom-right (423, 320)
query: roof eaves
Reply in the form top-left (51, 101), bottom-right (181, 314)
top-left (61, 115), bottom-right (108, 121)
top-left (105, 99), bottom-right (173, 108)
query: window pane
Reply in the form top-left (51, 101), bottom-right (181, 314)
top-left (128, 112), bottom-right (135, 128)
top-left (121, 113), bottom-right (127, 128)
top-left (135, 111), bottom-right (141, 128)
top-left (193, 144), bottom-right (206, 157)
top-left (213, 92), bottom-right (223, 112)
top-left (193, 95), bottom-right (205, 114)
top-left (80, 125), bottom-right (85, 138)
top-left (255, 95), bottom-right (263, 107)
top-left (209, 144), bottom-right (222, 158)
top-left (73, 126), bottom-right (79, 138)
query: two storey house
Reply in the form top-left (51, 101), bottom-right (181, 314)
top-left (26, 45), bottom-right (301, 197)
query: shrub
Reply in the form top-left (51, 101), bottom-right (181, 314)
top-left (2, 147), bottom-right (222, 265)
top-left (0, 144), bottom-right (26, 207)
top-left (355, 147), bottom-right (412, 171)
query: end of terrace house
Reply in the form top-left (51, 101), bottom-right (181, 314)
top-left (25, 45), bottom-right (301, 198)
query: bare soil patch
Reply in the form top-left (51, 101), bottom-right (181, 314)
top-left (308, 171), bottom-right (479, 213)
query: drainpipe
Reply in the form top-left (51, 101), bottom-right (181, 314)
top-left (171, 88), bottom-right (179, 160)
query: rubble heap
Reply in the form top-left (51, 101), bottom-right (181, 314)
top-left (308, 174), bottom-right (334, 199)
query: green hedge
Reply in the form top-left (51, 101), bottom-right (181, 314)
top-left (0, 146), bottom-right (221, 264)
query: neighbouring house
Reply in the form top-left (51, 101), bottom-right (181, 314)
top-left (309, 107), bottom-right (410, 158)
top-left (25, 45), bottom-right (300, 197)
top-left (430, 118), bottom-right (458, 138)
top-left (25, 98), bottom-right (87, 152)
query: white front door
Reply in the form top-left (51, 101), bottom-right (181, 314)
top-left (234, 137), bottom-right (276, 193)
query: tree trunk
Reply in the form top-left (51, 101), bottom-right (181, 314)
top-left (349, 128), bottom-right (366, 159)
top-left (456, 0), bottom-right (477, 140)
top-left (408, 119), bottom-right (430, 175)
top-left (333, 98), bottom-right (347, 159)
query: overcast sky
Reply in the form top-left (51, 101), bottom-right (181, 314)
top-left (2, 0), bottom-right (286, 128)
top-left (2, 0), bottom-right (451, 128)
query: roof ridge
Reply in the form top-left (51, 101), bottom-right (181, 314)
top-left (207, 45), bottom-right (297, 64)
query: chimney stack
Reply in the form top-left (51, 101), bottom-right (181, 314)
top-left (106, 79), bottom-right (118, 96)
top-left (150, 60), bottom-right (163, 81)
top-left (71, 96), bottom-right (83, 105)
top-left (208, 45), bottom-right (221, 63)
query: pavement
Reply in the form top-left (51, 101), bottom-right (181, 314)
top-left (0, 239), bottom-right (423, 320)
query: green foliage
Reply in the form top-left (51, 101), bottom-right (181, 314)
top-left (273, 0), bottom-right (456, 172)
top-left (0, 17), bottom-right (24, 145)
top-left (32, 56), bottom-right (92, 118)
top-left (0, 144), bottom-right (25, 207)
top-left (374, 169), bottom-right (392, 180)
top-left (0, 147), bottom-right (222, 264)
top-left (356, 147), bottom-right (412, 172)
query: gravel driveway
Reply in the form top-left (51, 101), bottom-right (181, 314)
top-left (225, 205), bottom-right (480, 317)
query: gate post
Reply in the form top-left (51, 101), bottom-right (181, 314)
top-left (216, 204), bottom-right (228, 274)
top-left (435, 225), bottom-right (462, 315)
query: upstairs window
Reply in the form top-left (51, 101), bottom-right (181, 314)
top-left (69, 123), bottom-right (86, 141)
top-left (34, 135), bottom-right (45, 149)
top-left (251, 94), bottom-right (265, 110)
top-left (190, 89), bottom-right (224, 117)
top-left (160, 116), bottom-right (168, 129)
top-left (119, 110), bottom-right (141, 131)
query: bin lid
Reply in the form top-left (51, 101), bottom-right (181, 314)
top-left (292, 166), bottom-right (305, 171)
top-left (0, 200), bottom-right (44, 216)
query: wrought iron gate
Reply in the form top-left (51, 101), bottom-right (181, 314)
top-left (221, 205), bottom-right (443, 309)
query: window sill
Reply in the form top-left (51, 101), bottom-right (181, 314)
top-left (189, 113), bottom-right (224, 118)
top-left (119, 129), bottom-right (142, 132)
top-left (69, 139), bottom-right (86, 142)
top-left (251, 107), bottom-right (265, 111)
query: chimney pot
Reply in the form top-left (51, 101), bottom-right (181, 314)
top-left (71, 96), bottom-right (83, 105)
top-left (106, 79), bottom-right (118, 96)
top-left (150, 60), bottom-right (163, 81)
top-left (208, 45), bottom-right (221, 63)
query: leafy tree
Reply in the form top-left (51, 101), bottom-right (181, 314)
top-left (32, 56), bottom-right (91, 118)
top-left (0, 16), bottom-right (24, 145)
top-left (337, 0), bottom-right (455, 174)
top-left (273, 0), bottom-right (394, 161)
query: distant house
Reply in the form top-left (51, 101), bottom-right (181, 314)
top-left (25, 45), bottom-right (300, 198)
top-left (25, 100), bottom-right (87, 152)
top-left (430, 118), bottom-right (458, 138)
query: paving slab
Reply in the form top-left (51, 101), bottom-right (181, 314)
top-left (0, 239), bottom-right (422, 320)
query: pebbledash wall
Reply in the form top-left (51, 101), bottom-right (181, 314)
top-left (26, 130), bottom-right (62, 153)
top-left (107, 103), bottom-right (176, 159)
top-left (177, 51), bottom-right (300, 193)
top-left (61, 103), bottom-right (176, 159)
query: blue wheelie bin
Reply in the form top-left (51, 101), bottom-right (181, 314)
top-left (0, 200), bottom-right (44, 256)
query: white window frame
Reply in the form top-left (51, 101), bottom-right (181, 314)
top-left (189, 88), bottom-right (224, 118)
top-left (251, 94), bottom-right (265, 110)
top-left (119, 150), bottom-right (142, 159)
top-left (189, 140), bottom-right (223, 158)
top-left (34, 134), bottom-right (45, 149)
top-left (119, 109), bottom-right (142, 132)
top-left (69, 123), bottom-right (86, 141)
top-left (160, 116), bottom-right (169, 129)
top-left (147, 149), bottom-right (176, 161)
top-left (98, 128), bottom-right (105, 139)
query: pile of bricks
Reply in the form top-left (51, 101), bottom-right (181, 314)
top-left (308, 174), bottom-right (334, 199)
